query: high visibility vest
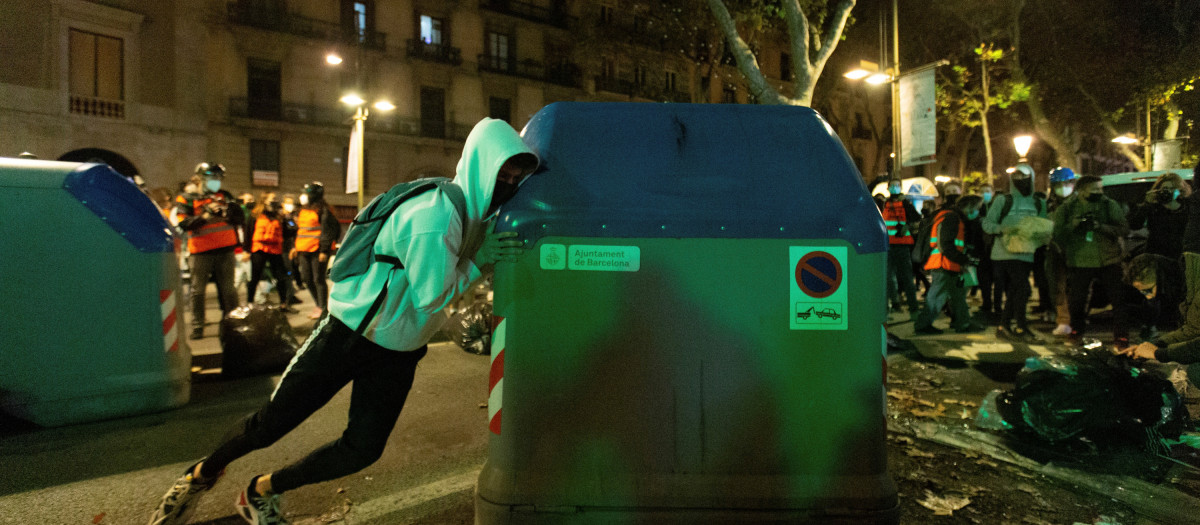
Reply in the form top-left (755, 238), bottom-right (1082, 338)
top-left (882, 200), bottom-right (914, 245)
top-left (177, 193), bottom-right (239, 254)
top-left (295, 208), bottom-right (322, 252)
top-left (924, 209), bottom-right (965, 272)
top-left (251, 214), bottom-right (284, 255)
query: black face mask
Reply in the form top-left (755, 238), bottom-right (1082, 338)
top-left (1086, 193), bottom-right (1104, 203)
top-left (1012, 178), bottom-right (1033, 196)
top-left (487, 181), bottom-right (520, 216)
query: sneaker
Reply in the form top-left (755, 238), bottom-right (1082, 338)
top-left (1012, 327), bottom-right (1042, 344)
top-left (1052, 324), bottom-right (1073, 336)
top-left (148, 462), bottom-right (221, 525)
top-left (914, 325), bottom-right (944, 335)
top-left (236, 477), bottom-right (289, 525)
top-left (190, 327), bottom-right (204, 340)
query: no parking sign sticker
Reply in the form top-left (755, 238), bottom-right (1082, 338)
top-left (790, 246), bottom-right (848, 330)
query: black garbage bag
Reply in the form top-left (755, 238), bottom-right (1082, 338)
top-left (976, 346), bottom-right (1189, 447)
top-left (219, 304), bottom-right (299, 378)
top-left (445, 301), bottom-right (493, 355)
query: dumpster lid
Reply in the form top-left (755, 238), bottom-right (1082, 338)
top-left (500, 103), bottom-right (885, 253)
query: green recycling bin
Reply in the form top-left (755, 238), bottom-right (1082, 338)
top-left (0, 158), bottom-right (189, 427)
top-left (476, 103), bottom-right (897, 523)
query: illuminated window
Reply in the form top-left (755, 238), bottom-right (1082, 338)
top-left (69, 29), bottom-right (123, 102)
top-left (420, 15), bottom-right (443, 44)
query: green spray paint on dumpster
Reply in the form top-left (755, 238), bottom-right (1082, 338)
top-left (0, 158), bottom-right (189, 427)
top-left (475, 103), bottom-right (897, 523)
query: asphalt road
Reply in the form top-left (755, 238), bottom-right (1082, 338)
top-left (0, 340), bottom-right (490, 525)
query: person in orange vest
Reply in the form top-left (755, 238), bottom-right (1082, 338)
top-left (913, 195), bottom-right (986, 335)
top-left (245, 192), bottom-right (295, 309)
top-left (292, 182), bottom-right (341, 319)
top-left (877, 176), bottom-right (922, 314)
top-left (176, 162), bottom-right (245, 339)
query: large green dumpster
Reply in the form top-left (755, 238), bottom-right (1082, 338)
top-left (475, 103), bottom-right (897, 523)
top-left (0, 158), bottom-right (189, 427)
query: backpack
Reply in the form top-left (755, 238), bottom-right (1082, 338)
top-left (910, 211), bottom-right (938, 264)
top-left (329, 178), bottom-right (467, 283)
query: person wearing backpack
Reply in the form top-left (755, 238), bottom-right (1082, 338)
top-left (877, 176), bottom-right (922, 315)
top-left (148, 118), bottom-right (539, 525)
top-left (913, 195), bottom-right (987, 334)
top-left (982, 165), bottom-right (1047, 343)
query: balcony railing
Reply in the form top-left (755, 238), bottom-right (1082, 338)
top-left (406, 39), bottom-right (462, 65)
top-left (480, 0), bottom-right (575, 29)
top-left (478, 55), bottom-right (583, 89)
top-left (70, 94), bottom-right (125, 119)
top-left (594, 76), bottom-right (636, 97)
top-left (226, 2), bottom-right (386, 51)
top-left (593, 79), bottom-right (691, 103)
top-left (228, 98), bottom-right (471, 141)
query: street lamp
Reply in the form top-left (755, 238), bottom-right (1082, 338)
top-left (328, 49), bottom-right (393, 209)
top-left (1013, 135), bottom-right (1033, 161)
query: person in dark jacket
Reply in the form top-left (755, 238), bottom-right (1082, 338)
top-left (176, 162), bottom-right (245, 339)
top-left (292, 182), bottom-right (342, 319)
top-left (877, 176), bottom-right (922, 314)
top-left (245, 192), bottom-right (294, 308)
top-left (913, 195), bottom-right (986, 334)
top-left (1127, 171), bottom-right (1190, 261)
top-left (1051, 175), bottom-right (1129, 344)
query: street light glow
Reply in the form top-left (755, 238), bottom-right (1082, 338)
top-left (865, 72), bottom-right (891, 84)
top-left (340, 94), bottom-right (365, 106)
top-left (844, 68), bottom-right (871, 80)
top-left (934, 175), bottom-right (952, 183)
top-left (373, 100), bottom-right (395, 111)
top-left (1112, 134), bottom-right (1140, 145)
top-left (1013, 135), bottom-right (1033, 158)
top-left (326, 53), bottom-right (344, 66)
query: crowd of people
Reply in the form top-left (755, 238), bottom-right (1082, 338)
top-left (166, 163), bottom-right (343, 339)
top-left (878, 166), bottom-right (1198, 357)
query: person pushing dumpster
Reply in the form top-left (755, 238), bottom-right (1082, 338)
top-left (148, 117), bottom-right (539, 525)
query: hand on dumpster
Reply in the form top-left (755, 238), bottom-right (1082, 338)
top-left (476, 221), bottom-right (524, 267)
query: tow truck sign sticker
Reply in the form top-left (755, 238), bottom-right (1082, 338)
top-left (790, 247), bottom-right (848, 330)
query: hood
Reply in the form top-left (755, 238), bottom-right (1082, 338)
top-left (454, 118), bottom-right (539, 222)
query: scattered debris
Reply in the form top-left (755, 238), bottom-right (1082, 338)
top-left (917, 489), bottom-right (971, 516)
top-left (336, 487), bottom-right (346, 494)
top-left (478, 403), bottom-right (488, 409)
top-left (92, 513), bottom-right (105, 524)
top-left (905, 448), bottom-right (936, 458)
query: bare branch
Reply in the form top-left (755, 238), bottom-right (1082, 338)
top-left (704, 0), bottom-right (787, 104)
top-left (809, 0), bottom-right (857, 78)
top-left (1077, 85), bottom-right (1147, 170)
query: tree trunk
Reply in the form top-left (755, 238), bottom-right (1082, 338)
top-left (1009, 0), bottom-right (1080, 172)
top-left (980, 59), bottom-right (994, 186)
top-left (1163, 100), bottom-right (1181, 140)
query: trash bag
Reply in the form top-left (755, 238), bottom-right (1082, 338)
top-left (219, 304), bottom-right (299, 378)
top-left (442, 276), bottom-right (493, 355)
top-left (975, 346), bottom-right (1189, 447)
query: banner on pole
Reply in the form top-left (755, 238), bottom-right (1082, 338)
top-left (900, 68), bottom-right (937, 167)
top-left (345, 119), bottom-right (363, 194)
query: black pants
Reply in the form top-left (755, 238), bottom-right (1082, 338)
top-left (199, 315), bottom-right (427, 493)
top-left (296, 251), bottom-right (329, 310)
top-left (995, 260), bottom-right (1033, 330)
top-left (886, 244), bottom-right (920, 311)
top-left (977, 255), bottom-right (999, 312)
top-left (189, 250), bottom-right (238, 325)
top-left (1067, 264), bottom-right (1124, 336)
top-left (248, 251), bottom-right (293, 304)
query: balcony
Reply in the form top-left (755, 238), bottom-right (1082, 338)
top-left (70, 95), bottom-right (125, 119)
top-left (594, 76), bottom-right (636, 97)
top-left (480, 0), bottom-right (575, 29)
top-left (227, 98), bottom-right (472, 141)
top-left (406, 39), bottom-right (463, 66)
top-left (476, 55), bottom-right (582, 88)
top-left (226, 2), bottom-right (387, 51)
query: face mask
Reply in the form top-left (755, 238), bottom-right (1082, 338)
top-left (487, 181), bottom-right (520, 216)
top-left (888, 185), bottom-right (902, 196)
top-left (283, 203), bottom-right (295, 213)
top-left (1173, 190), bottom-right (1181, 201)
top-left (967, 209), bottom-right (980, 220)
top-left (1055, 185), bottom-right (1073, 197)
top-left (205, 179), bottom-right (222, 192)
top-left (912, 200), bottom-right (924, 213)
top-left (1086, 193), bottom-right (1104, 203)
top-left (982, 191), bottom-right (993, 203)
top-left (299, 194), bottom-right (310, 206)
top-left (1012, 178), bottom-right (1032, 196)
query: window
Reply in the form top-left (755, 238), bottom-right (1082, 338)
top-left (599, 3), bottom-right (614, 24)
top-left (489, 97), bottom-right (512, 123)
top-left (353, 2), bottom-right (368, 41)
top-left (722, 84), bottom-right (737, 103)
top-left (420, 15), bottom-right (443, 45)
top-left (420, 87), bottom-right (446, 138)
top-left (340, 1), bottom-right (373, 43)
top-left (250, 139), bottom-right (280, 187)
top-left (486, 31), bottom-right (510, 70)
top-left (633, 66), bottom-right (647, 86)
top-left (69, 28), bottom-right (124, 117)
top-left (852, 113), bottom-right (872, 140)
top-left (600, 56), bottom-right (615, 79)
top-left (780, 52), bottom-right (792, 80)
top-left (664, 70), bottom-right (677, 92)
top-left (247, 58), bottom-right (282, 120)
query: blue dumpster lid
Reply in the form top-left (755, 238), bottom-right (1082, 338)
top-left (499, 103), bottom-right (886, 254)
top-left (62, 162), bottom-right (174, 253)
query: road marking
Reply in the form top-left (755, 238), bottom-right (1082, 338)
top-left (327, 468), bottom-right (480, 523)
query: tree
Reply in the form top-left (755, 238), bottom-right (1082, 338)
top-left (704, 0), bottom-right (857, 106)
